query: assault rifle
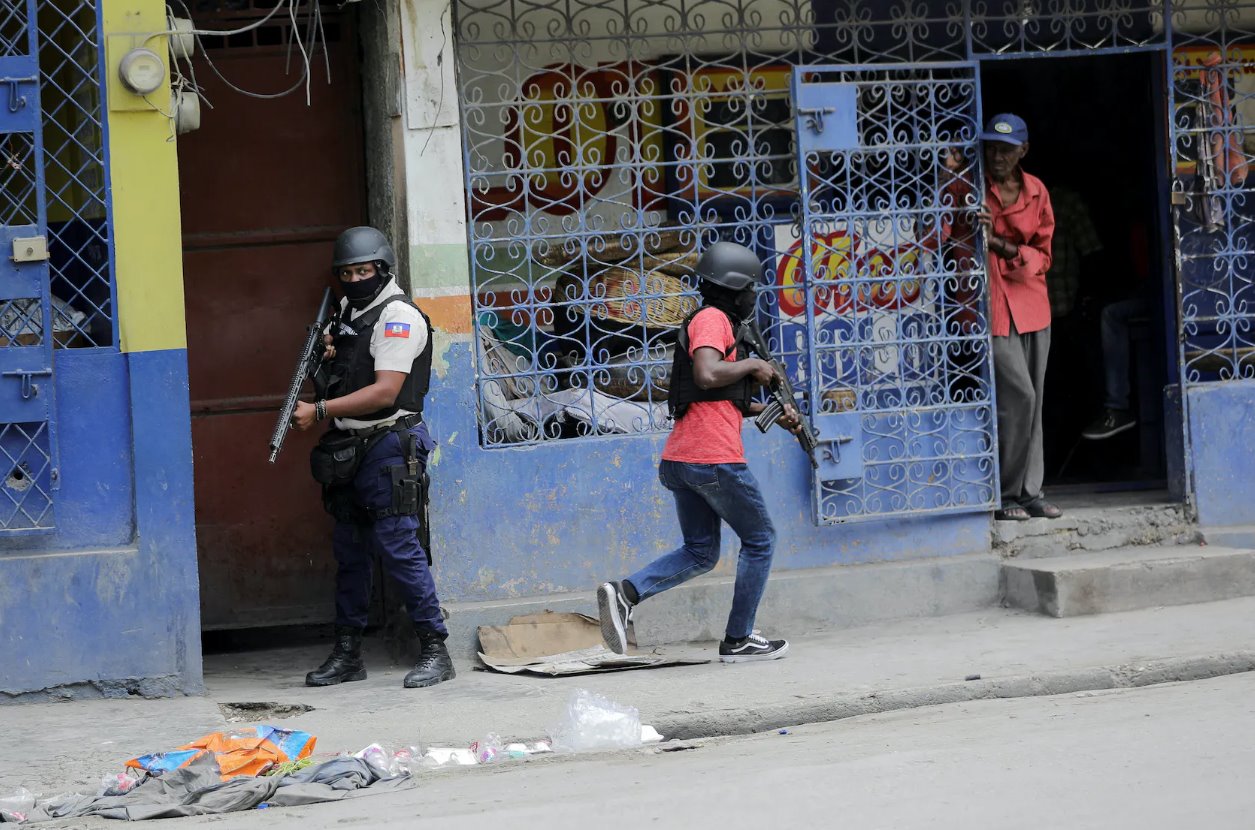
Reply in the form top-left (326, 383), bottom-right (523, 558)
top-left (738, 321), bottom-right (819, 469)
top-left (268, 287), bottom-right (336, 463)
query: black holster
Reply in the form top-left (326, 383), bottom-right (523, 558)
top-left (371, 431), bottom-right (422, 521)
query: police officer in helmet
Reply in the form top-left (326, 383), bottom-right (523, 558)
top-left (291, 225), bottom-right (454, 689)
top-left (597, 241), bottom-right (800, 664)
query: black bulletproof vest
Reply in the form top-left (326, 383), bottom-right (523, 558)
top-left (327, 293), bottom-right (433, 421)
top-left (667, 306), bottom-right (755, 420)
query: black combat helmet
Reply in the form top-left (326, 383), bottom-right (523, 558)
top-left (332, 226), bottom-right (396, 274)
top-left (694, 241), bottom-right (761, 291)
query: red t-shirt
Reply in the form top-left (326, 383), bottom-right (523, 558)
top-left (662, 307), bottom-right (746, 464)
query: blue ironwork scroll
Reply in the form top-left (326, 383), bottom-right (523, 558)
top-left (793, 64), bottom-right (997, 522)
top-left (1169, 3), bottom-right (1255, 383)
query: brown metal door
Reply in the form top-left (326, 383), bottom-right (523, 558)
top-left (179, 6), bottom-right (366, 629)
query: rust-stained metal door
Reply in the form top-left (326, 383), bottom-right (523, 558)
top-left (179, 4), bottom-right (366, 629)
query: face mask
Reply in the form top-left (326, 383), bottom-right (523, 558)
top-left (735, 289), bottom-right (757, 320)
top-left (341, 272), bottom-right (383, 307)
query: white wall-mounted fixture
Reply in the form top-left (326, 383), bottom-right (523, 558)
top-left (118, 47), bottom-right (165, 95)
top-left (173, 87), bottom-right (201, 135)
top-left (168, 17), bottom-right (195, 61)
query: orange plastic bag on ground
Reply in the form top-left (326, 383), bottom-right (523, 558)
top-left (127, 725), bottom-right (316, 780)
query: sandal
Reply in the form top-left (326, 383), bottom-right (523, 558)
top-left (1021, 497), bottom-right (1063, 519)
top-left (994, 505), bottom-right (1031, 522)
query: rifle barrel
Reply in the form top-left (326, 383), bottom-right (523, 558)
top-left (267, 287), bottom-right (335, 464)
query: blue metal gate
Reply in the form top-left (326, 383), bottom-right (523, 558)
top-left (0, 0), bottom-right (58, 532)
top-left (792, 64), bottom-right (997, 523)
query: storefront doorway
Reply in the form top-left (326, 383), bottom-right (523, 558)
top-left (177, 2), bottom-right (368, 630)
top-left (980, 52), bottom-right (1177, 496)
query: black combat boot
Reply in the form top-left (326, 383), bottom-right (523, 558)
top-left (402, 628), bottom-right (456, 688)
top-left (305, 625), bottom-right (367, 687)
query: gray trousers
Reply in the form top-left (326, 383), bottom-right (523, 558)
top-left (991, 322), bottom-right (1050, 505)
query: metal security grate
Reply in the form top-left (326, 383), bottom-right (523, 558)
top-left (969, 0), bottom-right (1163, 56)
top-left (0, 298), bottom-right (47, 346)
top-left (793, 64), bottom-right (996, 520)
top-left (0, 4), bottom-right (27, 57)
top-left (0, 0), bottom-right (60, 534)
top-left (455, 0), bottom-right (1176, 450)
top-left (36, 0), bottom-right (114, 349)
top-left (0, 133), bottom-right (38, 227)
top-left (0, 422), bottom-right (54, 530)
top-left (456, 0), bottom-right (975, 446)
top-left (1169, 2), bottom-right (1255, 383)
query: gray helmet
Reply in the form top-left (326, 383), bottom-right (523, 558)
top-left (694, 241), bottom-right (761, 291)
top-left (332, 226), bottom-right (396, 273)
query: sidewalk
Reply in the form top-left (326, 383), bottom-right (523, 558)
top-left (4, 597), bottom-right (1255, 802)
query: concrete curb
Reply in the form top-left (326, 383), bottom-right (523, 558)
top-left (651, 651), bottom-right (1255, 740)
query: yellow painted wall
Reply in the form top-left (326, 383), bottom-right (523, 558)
top-left (103, 2), bottom-right (186, 354)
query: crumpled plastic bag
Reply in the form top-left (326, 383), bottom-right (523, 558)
top-left (352, 744), bottom-right (423, 778)
top-left (549, 689), bottom-right (642, 752)
top-left (127, 725), bottom-right (316, 780)
top-left (0, 787), bottom-right (36, 823)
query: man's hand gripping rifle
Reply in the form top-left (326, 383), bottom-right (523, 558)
top-left (739, 321), bottom-right (819, 469)
top-left (268, 287), bottom-right (335, 463)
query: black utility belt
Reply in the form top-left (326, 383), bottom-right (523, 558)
top-left (310, 414), bottom-right (422, 487)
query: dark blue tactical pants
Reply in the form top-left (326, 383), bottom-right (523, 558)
top-left (332, 422), bottom-right (446, 636)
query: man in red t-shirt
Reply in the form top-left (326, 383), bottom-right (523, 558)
top-left (597, 242), bottom-right (799, 663)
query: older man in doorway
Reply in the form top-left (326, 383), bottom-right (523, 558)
top-left (977, 114), bottom-right (1060, 521)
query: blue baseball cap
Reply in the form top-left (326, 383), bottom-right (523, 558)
top-left (980, 113), bottom-right (1029, 146)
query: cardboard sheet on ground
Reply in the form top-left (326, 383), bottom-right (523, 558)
top-left (477, 612), bottom-right (708, 676)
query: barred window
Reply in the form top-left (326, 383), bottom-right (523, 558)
top-left (1170, 24), bottom-right (1255, 383)
top-left (455, 0), bottom-right (1169, 447)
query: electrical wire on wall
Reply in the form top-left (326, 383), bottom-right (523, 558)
top-left (157, 0), bottom-right (333, 108)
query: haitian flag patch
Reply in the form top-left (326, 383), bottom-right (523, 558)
top-left (384, 322), bottom-right (411, 339)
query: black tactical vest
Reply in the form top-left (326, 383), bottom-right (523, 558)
top-left (327, 293), bottom-right (433, 422)
top-left (667, 306), bottom-right (755, 420)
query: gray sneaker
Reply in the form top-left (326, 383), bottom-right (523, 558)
top-left (597, 581), bottom-right (632, 654)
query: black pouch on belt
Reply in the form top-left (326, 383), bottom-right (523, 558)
top-left (309, 428), bottom-right (365, 486)
top-left (373, 431), bottom-right (421, 519)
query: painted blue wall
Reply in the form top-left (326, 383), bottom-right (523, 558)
top-left (1187, 380), bottom-right (1255, 528)
top-left (0, 348), bottom-right (200, 700)
top-left (424, 341), bottom-right (990, 602)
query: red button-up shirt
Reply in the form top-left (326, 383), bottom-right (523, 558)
top-left (944, 169), bottom-right (1055, 337)
top-left (984, 171), bottom-right (1055, 336)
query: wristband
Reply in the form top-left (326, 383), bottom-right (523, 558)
top-left (315, 400), bottom-right (328, 422)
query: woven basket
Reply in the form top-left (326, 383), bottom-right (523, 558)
top-left (640, 250), bottom-right (700, 278)
top-left (554, 267), bottom-right (696, 329)
top-left (593, 267), bottom-right (697, 328)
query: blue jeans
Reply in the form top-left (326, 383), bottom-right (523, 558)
top-left (1101, 297), bottom-right (1151, 411)
top-left (626, 460), bottom-right (776, 640)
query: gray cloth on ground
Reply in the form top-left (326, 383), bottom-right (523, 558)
top-left (11, 754), bottom-right (414, 823)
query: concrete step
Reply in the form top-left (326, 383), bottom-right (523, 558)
top-left (1201, 524), bottom-right (1255, 549)
top-left (442, 554), bottom-right (1001, 659)
top-left (994, 500), bottom-right (1197, 559)
top-left (1001, 544), bottom-right (1255, 617)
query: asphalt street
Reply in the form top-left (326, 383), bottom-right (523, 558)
top-left (144, 671), bottom-right (1255, 830)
